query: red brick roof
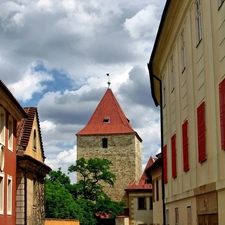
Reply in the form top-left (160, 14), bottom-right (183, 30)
top-left (125, 157), bottom-right (155, 191)
top-left (17, 107), bottom-right (45, 158)
top-left (77, 89), bottom-right (141, 140)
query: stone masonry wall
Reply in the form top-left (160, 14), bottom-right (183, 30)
top-left (77, 133), bottom-right (142, 204)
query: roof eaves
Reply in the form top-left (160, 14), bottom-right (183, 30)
top-left (147, 0), bottom-right (171, 106)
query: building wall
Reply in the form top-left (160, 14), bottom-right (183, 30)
top-left (0, 110), bottom-right (17, 225)
top-left (77, 134), bottom-right (142, 203)
top-left (45, 219), bottom-right (80, 225)
top-left (25, 114), bottom-right (44, 162)
top-left (127, 192), bottom-right (153, 225)
top-left (151, 169), bottom-right (163, 225)
top-left (151, 1), bottom-right (225, 224)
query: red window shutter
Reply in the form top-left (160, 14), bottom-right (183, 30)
top-left (182, 120), bottom-right (189, 171)
top-left (163, 145), bottom-right (168, 184)
top-left (197, 102), bottom-right (206, 163)
top-left (219, 79), bottom-right (225, 150)
top-left (171, 134), bottom-right (177, 178)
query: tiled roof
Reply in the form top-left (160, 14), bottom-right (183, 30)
top-left (125, 157), bottom-right (155, 191)
top-left (77, 89), bottom-right (141, 140)
top-left (17, 107), bottom-right (45, 158)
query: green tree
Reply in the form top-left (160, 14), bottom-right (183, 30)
top-left (68, 157), bottom-right (116, 201)
top-left (45, 158), bottom-right (125, 225)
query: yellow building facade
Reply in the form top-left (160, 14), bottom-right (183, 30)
top-left (149, 1), bottom-right (225, 224)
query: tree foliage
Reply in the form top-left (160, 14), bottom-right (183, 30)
top-left (68, 157), bottom-right (116, 200)
top-left (45, 158), bottom-right (125, 225)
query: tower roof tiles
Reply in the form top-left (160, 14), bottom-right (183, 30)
top-left (77, 88), bottom-right (141, 140)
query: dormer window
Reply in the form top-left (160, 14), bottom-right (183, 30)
top-left (103, 117), bottom-right (110, 123)
top-left (33, 129), bottom-right (37, 151)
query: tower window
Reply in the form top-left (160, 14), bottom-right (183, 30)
top-left (103, 118), bottom-right (110, 123)
top-left (102, 138), bottom-right (108, 148)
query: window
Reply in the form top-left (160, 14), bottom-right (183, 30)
top-left (8, 116), bottom-right (13, 151)
top-left (195, 0), bottom-right (202, 45)
top-left (182, 120), bottom-right (189, 171)
top-left (138, 197), bottom-right (146, 210)
top-left (0, 108), bottom-right (5, 145)
top-left (102, 138), bottom-right (108, 148)
top-left (175, 208), bottom-right (179, 225)
top-left (219, 79), bottom-right (225, 150)
top-left (7, 175), bottom-right (12, 214)
top-left (163, 87), bottom-right (166, 107)
top-left (156, 179), bottom-right (159, 201)
top-left (187, 206), bottom-right (191, 225)
top-left (163, 145), bottom-right (168, 183)
top-left (33, 129), bottom-right (37, 150)
top-left (0, 173), bottom-right (4, 214)
top-left (197, 102), bottom-right (207, 162)
top-left (170, 55), bottom-right (175, 91)
top-left (0, 144), bottom-right (4, 171)
top-left (166, 209), bottom-right (170, 225)
top-left (181, 30), bottom-right (186, 72)
top-left (149, 196), bottom-right (153, 210)
top-left (171, 134), bottom-right (177, 178)
top-left (103, 117), bottom-right (110, 123)
top-left (218, 0), bottom-right (225, 8)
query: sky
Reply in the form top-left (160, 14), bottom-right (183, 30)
top-left (0, 0), bottom-right (166, 182)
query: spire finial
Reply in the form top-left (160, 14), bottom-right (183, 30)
top-left (106, 73), bottom-right (111, 89)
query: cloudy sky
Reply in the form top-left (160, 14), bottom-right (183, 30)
top-left (0, 0), bottom-right (166, 182)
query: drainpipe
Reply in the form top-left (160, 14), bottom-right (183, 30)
top-left (148, 64), bottom-right (166, 225)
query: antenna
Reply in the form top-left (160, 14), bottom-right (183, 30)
top-left (106, 73), bottom-right (111, 89)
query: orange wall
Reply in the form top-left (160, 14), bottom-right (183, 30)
top-left (45, 219), bottom-right (80, 225)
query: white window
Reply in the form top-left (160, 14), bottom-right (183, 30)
top-left (170, 55), bottom-right (175, 92)
top-left (195, 0), bottom-right (202, 45)
top-left (0, 173), bottom-right (4, 214)
top-left (218, 0), bottom-right (225, 8)
top-left (8, 116), bottom-right (13, 151)
top-left (181, 30), bottom-right (186, 72)
top-left (0, 108), bottom-right (5, 145)
top-left (7, 175), bottom-right (12, 215)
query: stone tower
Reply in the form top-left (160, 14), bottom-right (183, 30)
top-left (76, 88), bottom-right (142, 203)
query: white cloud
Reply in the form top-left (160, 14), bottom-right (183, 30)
top-left (8, 61), bottom-right (54, 102)
top-left (40, 120), bottom-right (56, 132)
top-left (124, 5), bottom-right (159, 39)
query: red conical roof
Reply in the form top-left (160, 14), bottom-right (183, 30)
top-left (77, 89), bottom-right (140, 138)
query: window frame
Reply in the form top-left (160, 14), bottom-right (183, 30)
top-left (138, 197), bottom-right (146, 210)
top-left (0, 172), bottom-right (4, 214)
top-left (7, 175), bottom-right (12, 215)
top-left (175, 207), bottom-right (179, 225)
top-left (0, 107), bottom-right (5, 146)
top-left (8, 115), bottom-right (13, 152)
top-left (149, 196), bottom-right (153, 210)
top-left (195, 0), bottom-right (202, 46)
top-left (180, 29), bottom-right (186, 72)
top-left (170, 55), bottom-right (175, 92)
